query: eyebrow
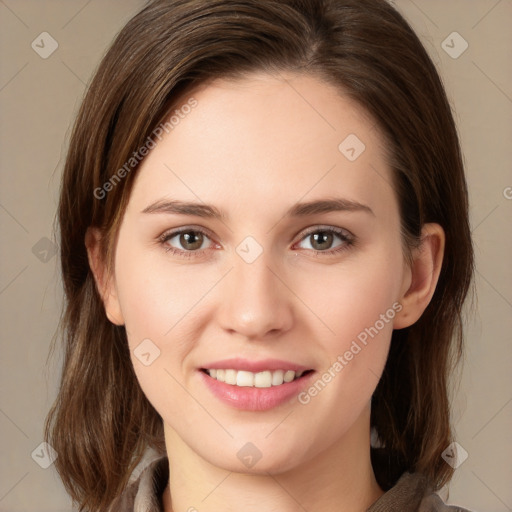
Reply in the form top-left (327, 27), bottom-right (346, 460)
top-left (141, 197), bottom-right (374, 219)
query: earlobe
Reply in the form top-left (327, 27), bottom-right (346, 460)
top-left (84, 227), bottom-right (125, 326)
top-left (393, 223), bottom-right (445, 329)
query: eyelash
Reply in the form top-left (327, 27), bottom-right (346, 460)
top-left (158, 225), bottom-right (355, 259)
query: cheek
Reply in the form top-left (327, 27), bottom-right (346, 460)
top-left (113, 273), bottom-right (198, 429)
top-left (114, 237), bottom-right (214, 350)
top-left (299, 246), bottom-right (402, 343)
top-left (294, 246), bottom-right (403, 402)
top-left (112, 240), bottom-right (224, 417)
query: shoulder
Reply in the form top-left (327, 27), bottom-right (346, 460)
top-left (111, 460), bottom-right (475, 512)
top-left (368, 472), bottom-right (475, 512)
top-left (108, 455), bottom-right (169, 512)
top-left (419, 491), bottom-right (474, 512)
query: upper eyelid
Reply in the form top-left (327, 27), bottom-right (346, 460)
top-left (299, 224), bottom-right (352, 238)
top-left (159, 224), bottom-right (214, 240)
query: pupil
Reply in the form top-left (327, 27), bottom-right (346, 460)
top-left (312, 232), bottom-right (332, 250)
top-left (181, 231), bottom-right (202, 250)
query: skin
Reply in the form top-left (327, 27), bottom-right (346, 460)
top-left (86, 72), bottom-right (445, 512)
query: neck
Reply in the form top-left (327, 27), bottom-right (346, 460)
top-left (162, 407), bottom-right (384, 512)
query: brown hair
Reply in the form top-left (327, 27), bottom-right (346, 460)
top-left (44, 0), bottom-right (474, 509)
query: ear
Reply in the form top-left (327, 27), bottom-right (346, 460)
top-left (84, 227), bottom-right (125, 326)
top-left (393, 223), bottom-right (445, 329)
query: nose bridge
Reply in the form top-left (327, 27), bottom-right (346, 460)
top-left (217, 243), bottom-right (293, 339)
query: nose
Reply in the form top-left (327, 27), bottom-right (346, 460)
top-left (216, 250), bottom-right (294, 341)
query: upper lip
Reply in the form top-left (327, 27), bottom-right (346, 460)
top-left (200, 358), bottom-right (312, 373)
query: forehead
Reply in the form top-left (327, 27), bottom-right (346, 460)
top-left (127, 72), bottom-right (396, 221)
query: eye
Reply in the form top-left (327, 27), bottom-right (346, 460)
top-left (295, 226), bottom-right (354, 255)
top-left (159, 227), bottom-right (216, 258)
top-left (158, 225), bottom-right (355, 259)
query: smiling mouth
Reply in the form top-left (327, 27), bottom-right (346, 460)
top-left (200, 368), bottom-right (314, 388)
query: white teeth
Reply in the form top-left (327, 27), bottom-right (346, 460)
top-left (236, 370), bottom-right (254, 387)
top-left (254, 371), bottom-right (272, 388)
top-left (206, 368), bottom-right (308, 387)
top-left (271, 369), bottom-right (284, 386)
top-left (225, 369), bottom-right (237, 385)
top-left (283, 370), bottom-right (295, 383)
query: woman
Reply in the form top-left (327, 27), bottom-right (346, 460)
top-left (45, 0), bottom-right (474, 510)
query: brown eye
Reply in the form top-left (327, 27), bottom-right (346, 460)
top-left (161, 228), bottom-right (212, 255)
top-left (296, 226), bottom-right (354, 255)
top-left (309, 231), bottom-right (335, 251)
top-left (178, 231), bottom-right (204, 250)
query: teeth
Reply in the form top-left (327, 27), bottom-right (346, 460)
top-left (254, 371), bottom-right (272, 388)
top-left (283, 370), bottom-right (295, 383)
top-left (237, 370), bottom-right (254, 387)
top-left (271, 369), bottom-right (284, 386)
top-left (206, 368), bottom-right (307, 387)
top-left (225, 369), bottom-right (237, 385)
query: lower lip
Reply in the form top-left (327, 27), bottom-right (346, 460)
top-left (199, 370), bottom-right (315, 411)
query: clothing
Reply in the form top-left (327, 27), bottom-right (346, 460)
top-left (110, 455), bottom-right (473, 512)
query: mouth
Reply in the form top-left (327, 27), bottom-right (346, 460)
top-left (198, 359), bottom-right (316, 411)
top-left (200, 368), bottom-right (314, 388)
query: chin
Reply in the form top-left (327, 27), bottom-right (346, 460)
top-left (195, 435), bottom-right (314, 475)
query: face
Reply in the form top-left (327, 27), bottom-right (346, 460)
top-left (100, 72), bottom-right (414, 473)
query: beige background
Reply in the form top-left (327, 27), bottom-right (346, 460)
top-left (0, 1), bottom-right (511, 511)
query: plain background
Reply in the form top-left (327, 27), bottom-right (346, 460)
top-left (0, 1), bottom-right (511, 511)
